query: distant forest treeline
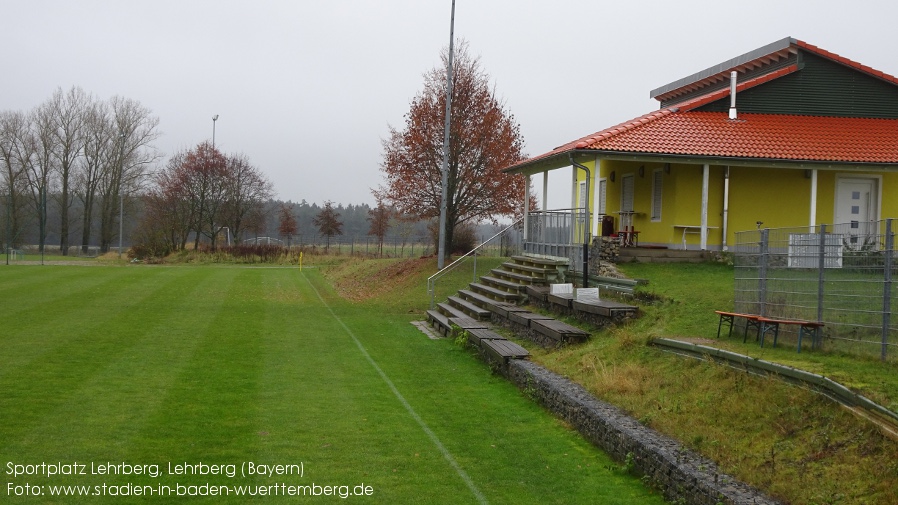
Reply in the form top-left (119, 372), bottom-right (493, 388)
top-left (3, 194), bottom-right (513, 254)
top-left (2, 196), bottom-right (431, 251)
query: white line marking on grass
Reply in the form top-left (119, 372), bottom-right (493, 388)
top-left (303, 273), bottom-right (489, 505)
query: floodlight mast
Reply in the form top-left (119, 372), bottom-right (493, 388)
top-left (212, 114), bottom-right (219, 148)
top-left (437, 0), bottom-right (456, 269)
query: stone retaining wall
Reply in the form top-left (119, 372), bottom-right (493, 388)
top-left (501, 359), bottom-right (781, 505)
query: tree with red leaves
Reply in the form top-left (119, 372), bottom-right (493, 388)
top-left (277, 203), bottom-right (297, 247)
top-left (376, 41), bottom-right (528, 255)
top-left (134, 141), bottom-right (271, 255)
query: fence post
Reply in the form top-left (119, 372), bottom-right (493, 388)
top-left (817, 223), bottom-right (827, 325)
top-left (883, 219), bottom-right (893, 361)
top-left (472, 251), bottom-right (477, 283)
top-left (758, 228), bottom-right (769, 317)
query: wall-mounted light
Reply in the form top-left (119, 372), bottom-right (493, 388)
top-left (639, 166), bottom-right (645, 177)
top-left (610, 171), bottom-right (615, 182)
top-left (664, 163), bottom-right (671, 174)
top-left (805, 169), bottom-right (813, 179)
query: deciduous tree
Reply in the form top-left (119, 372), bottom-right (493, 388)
top-left (367, 200), bottom-right (391, 257)
top-left (376, 41), bottom-right (529, 255)
top-left (277, 203), bottom-right (297, 246)
top-left (313, 200), bottom-right (342, 252)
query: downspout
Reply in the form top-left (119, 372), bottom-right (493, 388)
top-left (569, 153), bottom-right (590, 287)
top-left (722, 166), bottom-right (730, 251)
top-left (809, 169), bottom-right (818, 233)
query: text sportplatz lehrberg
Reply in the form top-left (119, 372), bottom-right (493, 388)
top-left (6, 461), bottom-right (376, 499)
top-left (5, 461), bottom-right (302, 479)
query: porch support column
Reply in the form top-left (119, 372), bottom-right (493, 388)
top-left (571, 165), bottom-right (578, 245)
top-left (701, 164), bottom-right (710, 251)
top-left (591, 156), bottom-right (600, 237)
top-left (809, 169), bottom-right (818, 232)
top-left (523, 175), bottom-right (530, 241)
top-left (542, 171), bottom-right (549, 211)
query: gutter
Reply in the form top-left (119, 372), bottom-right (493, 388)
top-left (569, 153), bottom-right (591, 287)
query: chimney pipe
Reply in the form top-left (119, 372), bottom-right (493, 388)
top-left (728, 71), bottom-right (738, 120)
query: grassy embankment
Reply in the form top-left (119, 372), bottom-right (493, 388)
top-left (325, 256), bottom-right (898, 505)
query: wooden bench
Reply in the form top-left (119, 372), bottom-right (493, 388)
top-left (715, 310), bottom-right (824, 352)
top-left (531, 318), bottom-right (590, 344)
top-left (757, 317), bottom-right (825, 352)
top-left (482, 338), bottom-right (530, 364)
top-left (547, 283), bottom-right (574, 308)
top-left (465, 327), bottom-right (507, 349)
top-left (714, 311), bottom-right (761, 341)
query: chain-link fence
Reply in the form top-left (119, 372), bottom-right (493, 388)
top-left (734, 219), bottom-right (898, 361)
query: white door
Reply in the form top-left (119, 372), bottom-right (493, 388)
top-left (835, 177), bottom-right (877, 247)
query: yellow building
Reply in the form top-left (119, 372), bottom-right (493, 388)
top-left (504, 37), bottom-right (898, 263)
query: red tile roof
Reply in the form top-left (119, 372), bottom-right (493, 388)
top-left (576, 111), bottom-right (898, 163)
top-left (505, 110), bottom-right (898, 173)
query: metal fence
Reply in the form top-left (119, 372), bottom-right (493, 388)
top-left (734, 219), bottom-right (898, 361)
top-left (292, 236), bottom-right (434, 258)
top-left (524, 209), bottom-right (589, 271)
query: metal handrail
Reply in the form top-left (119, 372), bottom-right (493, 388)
top-left (427, 218), bottom-right (523, 309)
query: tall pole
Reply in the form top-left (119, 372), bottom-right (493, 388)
top-left (212, 114), bottom-right (219, 149)
top-left (5, 188), bottom-right (10, 265)
top-left (437, 0), bottom-right (456, 269)
top-left (118, 133), bottom-right (125, 260)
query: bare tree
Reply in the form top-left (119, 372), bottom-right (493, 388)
top-left (224, 153), bottom-right (273, 244)
top-left (97, 96), bottom-right (160, 252)
top-left (26, 105), bottom-right (55, 254)
top-left (47, 86), bottom-right (90, 255)
top-left (0, 111), bottom-right (32, 250)
top-left (77, 98), bottom-right (114, 254)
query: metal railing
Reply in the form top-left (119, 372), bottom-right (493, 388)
top-left (524, 208), bottom-right (590, 273)
top-left (734, 219), bottom-right (898, 361)
top-left (427, 219), bottom-right (523, 309)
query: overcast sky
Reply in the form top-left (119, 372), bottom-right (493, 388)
top-left (4, 0), bottom-right (896, 208)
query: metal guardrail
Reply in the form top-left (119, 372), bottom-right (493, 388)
top-left (427, 218), bottom-right (523, 309)
top-left (653, 338), bottom-right (898, 439)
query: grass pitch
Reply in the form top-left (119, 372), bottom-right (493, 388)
top-left (0, 264), bottom-right (664, 504)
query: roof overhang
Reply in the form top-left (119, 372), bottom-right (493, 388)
top-left (505, 149), bottom-right (898, 176)
top-left (503, 150), bottom-right (599, 176)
